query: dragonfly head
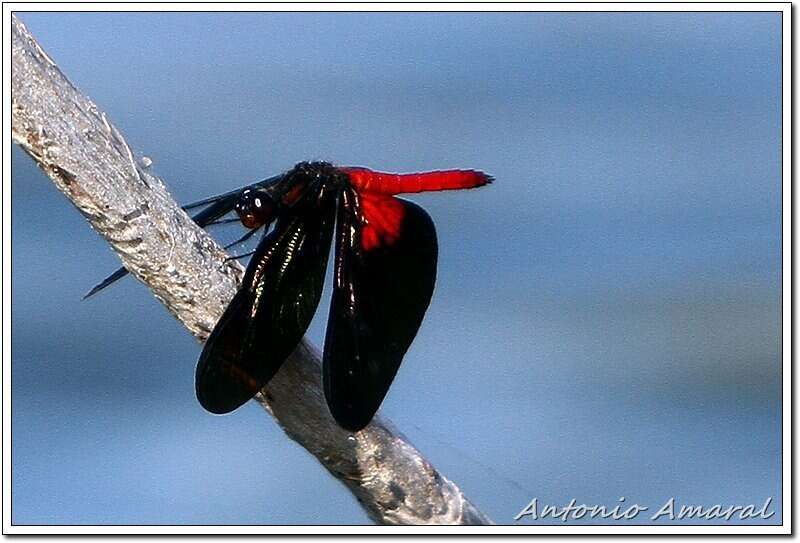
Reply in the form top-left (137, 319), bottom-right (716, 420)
top-left (236, 162), bottom-right (346, 229)
top-left (235, 187), bottom-right (277, 229)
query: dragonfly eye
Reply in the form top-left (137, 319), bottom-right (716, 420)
top-left (235, 188), bottom-right (276, 229)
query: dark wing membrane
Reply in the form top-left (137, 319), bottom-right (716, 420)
top-left (180, 173), bottom-right (282, 211)
top-left (83, 192), bottom-right (244, 299)
top-left (323, 188), bottom-right (438, 431)
top-left (196, 184), bottom-right (337, 414)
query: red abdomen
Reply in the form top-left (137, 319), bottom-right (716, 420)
top-left (342, 167), bottom-right (493, 195)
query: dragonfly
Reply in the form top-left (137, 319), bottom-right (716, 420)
top-left (87, 161), bottom-right (492, 431)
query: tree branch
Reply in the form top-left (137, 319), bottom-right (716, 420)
top-left (10, 15), bottom-right (491, 526)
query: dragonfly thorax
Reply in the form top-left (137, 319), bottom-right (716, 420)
top-left (287, 161), bottom-right (350, 190)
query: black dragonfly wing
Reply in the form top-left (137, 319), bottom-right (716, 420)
top-left (83, 192), bottom-right (244, 299)
top-left (323, 188), bottom-right (438, 431)
top-left (196, 183), bottom-right (338, 414)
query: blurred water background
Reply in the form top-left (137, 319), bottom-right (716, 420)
top-left (11, 12), bottom-right (782, 525)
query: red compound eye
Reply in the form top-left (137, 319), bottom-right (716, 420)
top-left (235, 189), bottom-right (276, 229)
top-left (239, 212), bottom-right (261, 229)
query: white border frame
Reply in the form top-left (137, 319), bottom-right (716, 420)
top-left (3, 2), bottom-right (791, 535)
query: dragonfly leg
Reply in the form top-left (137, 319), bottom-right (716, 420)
top-left (223, 228), bottom-right (259, 250)
top-left (206, 217), bottom-right (241, 226)
top-left (223, 250), bottom-right (256, 263)
top-left (218, 227), bottom-right (261, 265)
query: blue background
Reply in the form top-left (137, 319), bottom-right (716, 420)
top-left (12, 12), bottom-right (782, 525)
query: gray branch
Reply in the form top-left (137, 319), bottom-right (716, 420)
top-left (11, 15), bottom-right (491, 526)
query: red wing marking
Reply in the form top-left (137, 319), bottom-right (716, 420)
top-left (281, 182), bottom-right (308, 206)
top-left (222, 360), bottom-right (262, 392)
top-left (359, 193), bottom-right (406, 251)
top-left (343, 167), bottom-right (492, 196)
